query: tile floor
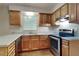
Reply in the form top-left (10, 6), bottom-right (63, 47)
top-left (19, 49), bottom-right (53, 56)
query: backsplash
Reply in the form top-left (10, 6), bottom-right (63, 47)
top-left (10, 22), bottom-right (79, 36)
top-left (52, 23), bottom-right (79, 36)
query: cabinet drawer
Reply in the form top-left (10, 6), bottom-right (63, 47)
top-left (62, 40), bottom-right (69, 46)
top-left (31, 35), bottom-right (39, 40)
top-left (69, 40), bottom-right (79, 47)
top-left (22, 36), bottom-right (30, 41)
top-left (40, 35), bottom-right (48, 40)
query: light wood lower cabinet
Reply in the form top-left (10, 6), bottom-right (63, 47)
top-left (62, 45), bottom-right (69, 56)
top-left (31, 36), bottom-right (40, 50)
top-left (0, 41), bottom-right (15, 56)
top-left (69, 40), bottom-right (79, 56)
top-left (40, 35), bottom-right (50, 49)
top-left (62, 40), bottom-right (69, 56)
top-left (22, 36), bottom-right (31, 51)
top-left (21, 35), bottom-right (50, 51)
top-left (62, 40), bottom-right (79, 56)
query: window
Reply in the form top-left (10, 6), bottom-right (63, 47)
top-left (22, 12), bottom-right (39, 30)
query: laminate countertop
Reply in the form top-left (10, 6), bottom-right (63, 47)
top-left (51, 33), bottom-right (79, 41)
top-left (0, 34), bottom-right (22, 47)
top-left (0, 32), bottom-right (79, 47)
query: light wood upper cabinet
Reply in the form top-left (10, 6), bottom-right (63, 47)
top-left (9, 10), bottom-right (21, 26)
top-left (76, 4), bottom-right (79, 23)
top-left (39, 13), bottom-right (51, 26)
top-left (55, 9), bottom-right (61, 20)
top-left (69, 3), bottom-right (77, 23)
top-left (60, 4), bottom-right (68, 17)
top-left (51, 13), bottom-right (56, 25)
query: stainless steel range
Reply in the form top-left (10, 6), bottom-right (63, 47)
top-left (49, 29), bottom-right (74, 56)
top-left (49, 35), bottom-right (62, 56)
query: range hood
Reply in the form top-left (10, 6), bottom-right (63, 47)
top-left (55, 15), bottom-right (69, 25)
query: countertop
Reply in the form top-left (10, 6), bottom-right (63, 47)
top-left (0, 27), bottom-right (79, 47)
top-left (62, 36), bottom-right (79, 41)
top-left (50, 34), bottom-right (79, 41)
top-left (0, 34), bottom-right (22, 47)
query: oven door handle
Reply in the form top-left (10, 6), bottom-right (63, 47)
top-left (49, 36), bottom-right (60, 40)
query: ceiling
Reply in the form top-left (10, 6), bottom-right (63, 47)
top-left (8, 3), bottom-right (64, 13)
top-left (0, 3), bottom-right (62, 12)
top-left (11, 3), bottom-right (58, 10)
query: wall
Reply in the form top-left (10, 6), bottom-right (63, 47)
top-left (52, 22), bottom-right (79, 36)
top-left (0, 5), bottom-right (10, 36)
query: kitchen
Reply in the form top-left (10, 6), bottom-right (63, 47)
top-left (0, 3), bottom-right (79, 56)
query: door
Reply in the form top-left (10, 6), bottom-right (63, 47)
top-left (31, 35), bottom-right (40, 50)
top-left (22, 36), bottom-right (31, 51)
top-left (69, 3), bottom-right (77, 23)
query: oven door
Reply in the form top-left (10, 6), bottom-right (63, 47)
top-left (49, 35), bottom-right (62, 56)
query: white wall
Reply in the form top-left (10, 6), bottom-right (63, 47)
top-left (52, 22), bottom-right (79, 36)
top-left (0, 5), bottom-right (10, 36)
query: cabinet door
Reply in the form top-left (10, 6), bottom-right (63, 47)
top-left (61, 4), bottom-right (68, 16)
top-left (22, 36), bottom-right (31, 51)
top-left (55, 9), bottom-right (61, 20)
top-left (39, 13), bottom-right (46, 26)
top-left (39, 13), bottom-right (51, 26)
top-left (46, 14), bottom-right (51, 25)
top-left (31, 36), bottom-right (40, 50)
top-left (40, 35), bottom-right (50, 49)
top-left (9, 10), bottom-right (20, 26)
top-left (76, 4), bottom-right (79, 23)
top-left (69, 40), bottom-right (79, 56)
top-left (62, 40), bottom-right (69, 56)
top-left (69, 3), bottom-right (77, 23)
top-left (62, 45), bottom-right (69, 56)
top-left (51, 13), bottom-right (56, 25)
